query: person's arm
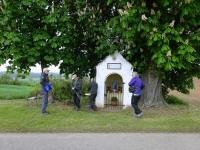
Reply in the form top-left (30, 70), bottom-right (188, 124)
top-left (128, 77), bottom-right (136, 87)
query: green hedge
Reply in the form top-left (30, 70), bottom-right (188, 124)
top-left (51, 78), bottom-right (72, 101)
top-left (166, 95), bottom-right (188, 106)
top-left (0, 74), bottom-right (19, 85)
top-left (50, 78), bottom-right (90, 102)
top-left (0, 73), bottom-right (36, 86)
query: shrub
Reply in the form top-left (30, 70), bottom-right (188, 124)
top-left (0, 73), bottom-right (26, 85)
top-left (17, 78), bottom-right (37, 86)
top-left (166, 95), bottom-right (188, 106)
top-left (82, 79), bottom-right (90, 95)
top-left (0, 74), bottom-right (14, 84)
top-left (50, 78), bottom-right (90, 102)
top-left (111, 97), bottom-right (118, 102)
top-left (111, 97), bottom-right (118, 106)
top-left (29, 84), bottom-right (41, 97)
top-left (50, 78), bottom-right (72, 101)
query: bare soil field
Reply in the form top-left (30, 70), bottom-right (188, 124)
top-left (170, 78), bottom-right (200, 106)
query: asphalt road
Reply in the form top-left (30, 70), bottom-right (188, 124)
top-left (0, 133), bottom-right (200, 150)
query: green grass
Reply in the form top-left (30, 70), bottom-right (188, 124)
top-left (0, 84), bottom-right (35, 99)
top-left (0, 99), bottom-right (200, 132)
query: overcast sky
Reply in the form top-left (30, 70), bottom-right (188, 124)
top-left (0, 62), bottom-right (60, 73)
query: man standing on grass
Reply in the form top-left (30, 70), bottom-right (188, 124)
top-left (40, 68), bottom-right (50, 115)
top-left (129, 72), bottom-right (145, 118)
top-left (88, 78), bottom-right (98, 111)
top-left (72, 74), bottom-right (82, 111)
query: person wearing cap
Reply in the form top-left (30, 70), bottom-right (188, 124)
top-left (40, 68), bottom-right (50, 115)
top-left (128, 72), bottom-right (145, 118)
top-left (88, 78), bottom-right (98, 111)
top-left (71, 74), bottom-right (83, 111)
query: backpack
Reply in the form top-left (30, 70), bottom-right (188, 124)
top-left (44, 83), bottom-right (53, 93)
top-left (129, 86), bottom-right (136, 93)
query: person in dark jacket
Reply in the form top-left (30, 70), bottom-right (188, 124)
top-left (40, 68), bottom-right (50, 115)
top-left (88, 78), bottom-right (98, 111)
top-left (128, 72), bottom-right (145, 118)
top-left (72, 74), bottom-right (83, 111)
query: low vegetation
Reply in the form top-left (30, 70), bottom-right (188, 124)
top-left (166, 95), bottom-right (189, 106)
top-left (0, 73), bottom-right (90, 101)
top-left (0, 98), bottom-right (199, 133)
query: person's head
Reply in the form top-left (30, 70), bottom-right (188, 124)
top-left (132, 68), bottom-right (141, 77)
top-left (72, 74), bottom-right (78, 80)
top-left (43, 68), bottom-right (50, 74)
top-left (91, 78), bottom-right (96, 82)
top-left (132, 71), bottom-right (138, 77)
top-left (133, 72), bottom-right (142, 79)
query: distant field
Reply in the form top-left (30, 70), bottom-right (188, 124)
top-left (0, 84), bottom-right (35, 100)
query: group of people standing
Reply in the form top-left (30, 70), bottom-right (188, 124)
top-left (40, 68), bottom-right (98, 115)
top-left (71, 74), bottom-right (98, 112)
top-left (40, 68), bottom-right (144, 118)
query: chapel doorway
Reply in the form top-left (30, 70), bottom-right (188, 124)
top-left (104, 73), bottom-right (124, 110)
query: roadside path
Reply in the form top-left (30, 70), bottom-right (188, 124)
top-left (0, 133), bottom-right (200, 150)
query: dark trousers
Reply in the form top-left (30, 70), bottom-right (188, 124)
top-left (73, 93), bottom-right (81, 109)
top-left (131, 95), bottom-right (142, 115)
top-left (89, 93), bottom-right (97, 110)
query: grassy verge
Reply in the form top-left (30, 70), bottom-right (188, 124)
top-left (0, 84), bottom-right (35, 99)
top-left (0, 99), bottom-right (199, 133)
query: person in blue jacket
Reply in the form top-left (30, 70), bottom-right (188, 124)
top-left (40, 68), bottom-right (52, 115)
top-left (128, 72), bottom-right (145, 118)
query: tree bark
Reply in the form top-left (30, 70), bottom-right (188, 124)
top-left (141, 69), bottom-right (167, 106)
top-left (41, 60), bottom-right (46, 73)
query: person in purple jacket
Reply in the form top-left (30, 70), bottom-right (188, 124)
top-left (128, 72), bottom-right (145, 118)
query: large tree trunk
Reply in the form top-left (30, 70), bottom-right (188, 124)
top-left (41, 60), bottom-right (47, 73)
top-left (141, 70), bottom-right (167, 106)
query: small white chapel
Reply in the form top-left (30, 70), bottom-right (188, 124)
top-left (95, 52), bottom-right (134, 108)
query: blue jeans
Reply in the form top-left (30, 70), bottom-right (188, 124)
top-left (42, 90), bottom-right (48, 113)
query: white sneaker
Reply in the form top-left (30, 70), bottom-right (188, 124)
top-left (136, 112), bottom-right (143, 118)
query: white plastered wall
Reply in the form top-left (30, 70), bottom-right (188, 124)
top-left (95, 53), bottom-right (133, 108)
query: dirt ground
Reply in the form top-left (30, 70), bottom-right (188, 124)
top-left (170, 78), bottom-right (200, 106)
